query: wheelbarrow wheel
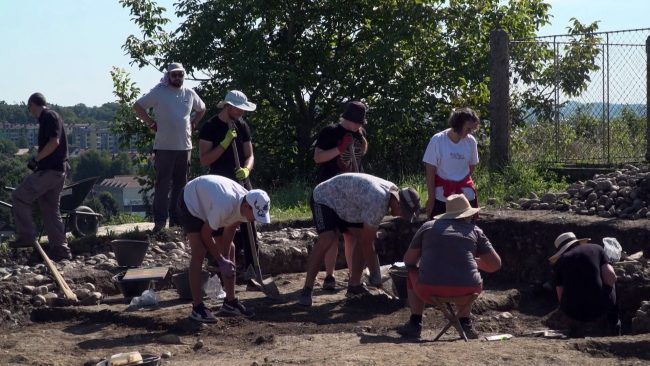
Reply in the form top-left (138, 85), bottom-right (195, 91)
top-left (70, 206), bottom-right (99, 238)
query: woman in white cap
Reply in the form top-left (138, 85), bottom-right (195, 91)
top-left (178, 174), bottom-right (270, 322)
top-left (397, 194), bottom-right (501, 339)
top-left (550, 232), bottom-right (620, 337)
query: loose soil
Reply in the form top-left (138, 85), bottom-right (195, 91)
top-left (2, 211), bottom-right (650, 365)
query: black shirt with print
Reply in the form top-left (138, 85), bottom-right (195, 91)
top-left (314, 123), bottom-right (365, 184)
top-left (198, 116), bottom-right (252, 180)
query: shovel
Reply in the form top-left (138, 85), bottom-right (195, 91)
top-left (229, 122), bottom-right (280, 299)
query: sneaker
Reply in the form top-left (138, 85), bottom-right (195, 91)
top-left (190, 302), bottom-right (217, 323)
top-left (298, 287), bottom-right (313, 307)
top-left (220, 298), bottom-right (255, 317)
top-left (396, 320), bottom-right (422, 338)
top-left (322, 275), bottom-right (336, 291)
top-left (459, 318), bottom-right (479, 339)
top-left (346, 284), bottom-right (371, 298)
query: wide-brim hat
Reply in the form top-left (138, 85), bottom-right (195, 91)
top-left (217, 90), bottom-right (257, 111)
top-left (549, 232), bottom-right (589, 263)
top-left (433, 194), bottom-right (480, 220)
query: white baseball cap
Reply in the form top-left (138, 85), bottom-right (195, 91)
top-left (217, 90), bottom-right (257, 111)
top-left (245, 189), bottom-right (271, 224)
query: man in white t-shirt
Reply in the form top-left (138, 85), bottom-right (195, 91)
top-left (422, 107), bottom-right (480, 219)
top-left (134, 62), bottom-right (206, 232)
top-left (297, 173), bottom-right (421, 307)
top-left (178, 174), bottom-right (271, 322)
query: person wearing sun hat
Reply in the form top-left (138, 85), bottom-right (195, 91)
top-left (396, 194), bottom-right (501, 339)
top-left (297, 173), bottom-right (421, 307)
top-left (550, 232), bottom-right (620, 337)
top-left (134, 62), bottom-right (207, 233)
top-left (198, 90), bottom-right (259, 279)
top-left (313, 101), bottom-right (371, 292)
top-left (177, 174), bottom-right (270, 322)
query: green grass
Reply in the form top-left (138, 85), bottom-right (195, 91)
top-left (266, 163), bottom-right (567, 220)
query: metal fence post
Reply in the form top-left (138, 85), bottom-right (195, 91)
top-left (489, 28), bottom-right (510, 171)
top-left (646, 35), bottom-right (650, 163)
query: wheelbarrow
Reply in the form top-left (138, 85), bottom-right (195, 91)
top-left (0, 176), bottom-right (103, 238)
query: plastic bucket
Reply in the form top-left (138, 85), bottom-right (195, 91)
top-left (389, 267), bottom-right (409, 300)
top-left (110, 239), bottom-right (150, 267)
top-left (112, 272), bottom-right (151, 298)
top-left (171, 271), bottom-right (209, 300)
top-left (96, 353), bottom-right (161, 366)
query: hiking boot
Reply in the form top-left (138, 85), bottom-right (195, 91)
top-left (190, 302), bottom-right (217, 323)
top-left (346, 284), bottom-right (371, 298)
top-left (459, 317), bottom-right (479, 339)
top-left (8, 237), bottom-right (36, 249)
top-left (152, 223), bottom-right (165, 233)
top-left (322, 275), bottom-right (336, 291)
top-left (298, 287), bottom-right (313, 307)
top-left (396, 320), bottom-right (422, 338)
top-left (220, 298), bottom-right (254, 317)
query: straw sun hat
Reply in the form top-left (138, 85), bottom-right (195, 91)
top-left (433, 194), bottom-right (480, 220)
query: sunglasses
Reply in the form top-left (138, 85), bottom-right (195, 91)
top-left (170, 72), bottom-right (185, 78)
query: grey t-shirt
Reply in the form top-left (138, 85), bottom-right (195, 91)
top-left (136, 85), bottom-right (206, 150)
top-left (313, 173), bottom-right (397, 226)
top-left (408, 219), bottom-right (493, 287)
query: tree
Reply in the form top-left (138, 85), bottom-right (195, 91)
top-left (98, 191), bottom-right (119, 219)
top-left (71, 150), bottom-right (133, 181)
top-left (0, 138), bottom-right (17, 155)
top-left (119, 0), bottom-right (598, 182)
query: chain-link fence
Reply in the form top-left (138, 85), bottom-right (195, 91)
top-left (509, 28), bottom-right (649, 166)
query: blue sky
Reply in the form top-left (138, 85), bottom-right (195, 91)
top-left (0, 0), bottom-right (648, 106)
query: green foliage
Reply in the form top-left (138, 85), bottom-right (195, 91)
top-left (110, 67), bottom-right (156, 202)
top-left (106, 212), bottom-right (147, 225)
top-left (98, 192), bottom-right (119, 218)
top-left (0, 100), bottom-right (119, 125)
top-left (0, 138), bottom-right (17, 155)
top-left (473, 162), bottom-right (566, 204)
top-left (69, 150), bottom-right (134, 181)
top-left (117, 0), bottom-right (586, 183)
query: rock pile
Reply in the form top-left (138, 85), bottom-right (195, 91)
top-left (514, 164), bottom-right (650, 219)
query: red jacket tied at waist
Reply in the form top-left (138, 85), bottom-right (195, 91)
top-left (434, 175), bottom-right (476, 198)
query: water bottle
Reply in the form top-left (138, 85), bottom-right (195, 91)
top-left (204, 275), bottom-right (226, 300)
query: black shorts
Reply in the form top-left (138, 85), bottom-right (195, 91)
top-left (178, 190), bottom-right (224, 236)
top-left (310, 196), bottom-right (363, 234)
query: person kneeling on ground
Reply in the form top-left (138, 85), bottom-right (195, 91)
top-left (178, 175), bottom-right (270, 322)
top-left (298, 172), bottom-right (421, 307)
top-left (397, 194), bottom-right (501, 339)
top-left (549, 232), bottom-right (620, 337)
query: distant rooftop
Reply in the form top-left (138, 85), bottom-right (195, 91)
top-left (99, 175), bottom-right (142, 189)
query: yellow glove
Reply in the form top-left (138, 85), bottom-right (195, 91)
top-left (219, 128), bottom-right (237, 149)
top-left (235, 167), bottom-right (250, 180)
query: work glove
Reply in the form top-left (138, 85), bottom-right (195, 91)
top-left (218, 257), bottom-right (236, 278)
top-left (235, 167), bottom-right (250, 181)
top-left (27, 157), bottom-right (38, 171)
top-left (219, 128), bottom-right (237, 149)
top-left (337, 134), bottom-right (353, 153)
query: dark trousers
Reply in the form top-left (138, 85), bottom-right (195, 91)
top-left (235, 222), bottom-right (258, 270)
top-left (12, 169), bottom-right (70, 256)
top-left (153, 150), bottom-right (190, 226)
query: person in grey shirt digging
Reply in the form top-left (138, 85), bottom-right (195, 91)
top-left (298, 173), bottom-right (421, 306)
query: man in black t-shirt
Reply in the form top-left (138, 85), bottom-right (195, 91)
top-left (198, 90), bottom-right (258, 274)
top-left (9, 93), bottom-right (71, 261)
top-left (550, 232), bottom-right (620, 337)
